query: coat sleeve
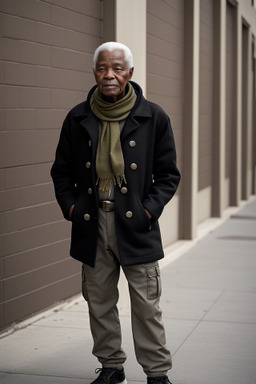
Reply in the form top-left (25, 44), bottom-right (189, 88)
top-left (142, 107), bottom-right (181, 222)
top-left (50, 113), bottom-right (76, 221)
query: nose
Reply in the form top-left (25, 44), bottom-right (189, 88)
top-left (104, 68), bottom-right (115, 79)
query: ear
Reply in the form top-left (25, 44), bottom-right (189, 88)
top-left (128, 67), bottom-right (134, 81)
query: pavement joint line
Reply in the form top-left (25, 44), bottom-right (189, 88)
top-left (0, 371), bottom-right (89, 381)
top-left (160, 196), bottom-right (256, 269)
top-left (1, 196), bottom-right (256, 339)
top-left (172, 289), bottom-right (225, 356)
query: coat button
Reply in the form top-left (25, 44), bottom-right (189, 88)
top-left (121, 187), bottom-right (128, 194)
top-left (84, 213), bottom-right (90, 221)
top-left (126, 211), bottom-right (133, 219)
top-left (86, 161), bottom-right (91, 168)
top-left (130, 163), bottom-right (137, 170)
top-left (129, 140), bottom-right (136, 148)
top-left (88, 188), bottom-right (93, 195)
top-left (88, 140), bottom-right (92, 147)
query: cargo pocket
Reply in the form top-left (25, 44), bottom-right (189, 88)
top-left (81, 264), bottom-right (88, 301)
top-left (146, 264), bottom-right (162, 300)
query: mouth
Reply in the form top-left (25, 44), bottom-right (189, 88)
top-left (103, 84), bottom-right (118, 88)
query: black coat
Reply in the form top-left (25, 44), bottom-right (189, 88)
top-left (51, 82), bottom-right (181, 267)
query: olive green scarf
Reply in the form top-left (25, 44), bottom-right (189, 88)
top-left (90, 83), bottom-right (137, 191)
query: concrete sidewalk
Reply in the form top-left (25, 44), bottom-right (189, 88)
top-left (1, 197), bottom-right (256, 384)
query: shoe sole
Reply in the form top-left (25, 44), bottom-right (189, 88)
top-left (120, 380), bottom-right (127, 384)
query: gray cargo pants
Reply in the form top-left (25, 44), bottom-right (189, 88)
top-left (82, 209), bottom-right (172, 377)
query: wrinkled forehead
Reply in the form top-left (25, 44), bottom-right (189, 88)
top-left (96, 49), bottom-right (128, 66)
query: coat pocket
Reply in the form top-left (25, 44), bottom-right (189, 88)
top-left (81, 264), bottom-right (88, 301)
top-left (132, 196), bottom-right (152, 232)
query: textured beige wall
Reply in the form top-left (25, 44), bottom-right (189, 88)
top-left (0, 0), bottom-right (102, 329)
top-left (146, 0), bottom-right (184, 245)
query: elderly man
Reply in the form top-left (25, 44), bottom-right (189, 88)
top-left (51, 42), bottom-right (180, 384)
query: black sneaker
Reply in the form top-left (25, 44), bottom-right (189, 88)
top-left (147, 376), bottom-right (172, 384)
top-left (91, 367), bottom-right (127, 384)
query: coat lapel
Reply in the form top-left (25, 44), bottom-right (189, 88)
top-left (121, 92), bottom-right (152, 140)
top-left (80, 114), bottom-right (99, 145)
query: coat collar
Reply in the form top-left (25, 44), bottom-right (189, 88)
top-left (73, 81), bottom-right (152, 141)
top-left (73, 81), bottom-right (151, 119)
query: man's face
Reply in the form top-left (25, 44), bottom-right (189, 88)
top-left (94, 49), bottom-right (134, 102)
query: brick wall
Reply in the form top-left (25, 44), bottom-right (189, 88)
top-left (0, 0), bottom-right (102, 330)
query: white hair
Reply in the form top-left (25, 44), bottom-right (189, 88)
top-left (93, 42), bottom-right (134, 69)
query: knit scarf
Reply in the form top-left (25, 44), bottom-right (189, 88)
top-left (90, 83), bottom-right (137, 191)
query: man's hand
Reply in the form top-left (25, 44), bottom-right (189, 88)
top-left (145, 209), bottom-right (152, 220)
top-left (69, 204), bottom-right (75, 218)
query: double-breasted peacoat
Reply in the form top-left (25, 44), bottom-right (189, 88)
top-left (51, 81), bottom-right (181, 267)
